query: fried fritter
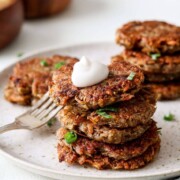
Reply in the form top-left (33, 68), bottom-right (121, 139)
top-left (59, 108), bottom-right (153, 144)
top-left (49, 60), bottom-right (144, 109)
top-left (59, 88), bottom-right (156, 128)
top-left (120, 50), bottom-right (180, 74)
top-left (145, 73), bottom-right (180, 82)
top-left (112, 54), bottom-right (180, 82)
top-left (4, 55), bottom-right (78, 105)
top-left (146, 82), bottom-right (180, 100)
top-left (57, 140), bottom-right (160, 170)
top-left (57, 121), bottom-right (159, 160)
top-left (116, 21), bottom-right (180, 54)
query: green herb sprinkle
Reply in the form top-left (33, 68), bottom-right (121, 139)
top-left (40, 60), bottom-right (48, 66)
top-left (64, 131), bottom-right (77, 144)
top-left (150, 53), bottom-right (161, 60)
top-left (163, 113), bottom-right (175, 121)
top-left (54, 62), bottom-right (65, 69)
top-left (127, 72), bottom-right (136, 80)
top-left (17, 52), bottom-right (24, 57)
top-left (47, 118), bottom-right (57, 127)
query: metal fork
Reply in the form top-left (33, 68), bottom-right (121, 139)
top-left (0, 92), bottom-right (62, 134)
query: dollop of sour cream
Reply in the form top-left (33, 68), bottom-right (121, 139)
top-left (71, 56), bottom-right (109, 87)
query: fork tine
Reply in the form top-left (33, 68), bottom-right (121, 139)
top-left (1, 91), bottom-right (63, 132)
top-left (30, 92), bottom-right (50, 112)
top-left (31, 98), bottom-right (53, 116)
top-left (40, 106), bottom-right (62, 122)
top-left (36, 103), bottom-right (56, 120)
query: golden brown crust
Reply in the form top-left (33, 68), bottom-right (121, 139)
top-left (116, 21), bottom-right (180, 54)
top-left (146, 82), bottom-right (180, 100)
top-left (57, 140), bottom-right (160, 170)
top-left (112, 54), bottom-right (180, 82)
top-left (4, 88), bottom-right (32, 105)
top-left (120, 50), bottom-right (180, 74)
top-left (144, 73), bottom-right (180, 82)
top-left (4, 55), bottom-right (78, 105)
top-left (50, 60), bottom-right (144, 109)
top-left (49, 64), bottom-right (79, 106)
top-left (57, 121), bottom-right (160, 161)
top-left (59, 108), bottom-right (153, 144)
top-left (60, 88), bottom-right (156, 128)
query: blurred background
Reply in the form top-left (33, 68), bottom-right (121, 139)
top-left (0, 0), bottom-right (180, 70)
top-left (0, 0), bottom-right (180, 179)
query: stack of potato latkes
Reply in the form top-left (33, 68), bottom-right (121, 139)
top-left (115, 20), bottom-right (180, 100)
top-left (49, 58), bottom-right (161, 170)
top-left (4, 55), bottom-right (78, 105)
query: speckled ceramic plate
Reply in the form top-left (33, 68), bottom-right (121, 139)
top-left (0, 42), bottom-right (180, 180)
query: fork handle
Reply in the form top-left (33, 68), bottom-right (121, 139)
top-left (0, 122), bottom-right (23, 134)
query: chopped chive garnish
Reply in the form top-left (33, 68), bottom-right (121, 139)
top-left (96, 111), bottom-right (112, 119)
top-left (40, 60), bottom-right (48, 66)
top-left (47, 118), bottom-right (57, 127)
top-left (150, 53), bottom-right (161, 60)
top-left (127, 72), bottom-right (136, 80)
top-left (17, 52), bottom-right (24, 57)
top-left (163, 113), bottom-right (175, 121)
top-left (97, 106), bottom-right (118, 112)
top-left (54, 62), bottom-right (65, 69)
top-left (96, 105), bottom-right (118, 119)
top-left (64, 131), bottom-right (77, 144)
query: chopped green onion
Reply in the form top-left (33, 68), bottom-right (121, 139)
top-left (150, 53), bottom-right (161, 60)
top-left (97, 106), bottom-right (118, 112)
top-left (54, 62), bottom-right (65, 69)
top-left (163, 113), bottom-right (175, 121)
top-left (127, 72), bottom-right (136, 80)
top-left (17, 52), bottom-right (24, 57)
top-left (47, 118), bottom-right (57, 127)
top-left (96, 105), bottom-right (118, 119)
top-left (40, 60), bottom-right (48, 66)
top-left (64, 131), bottom-right (77, 144)
top-left (96, 110), bottom-right (112, 119)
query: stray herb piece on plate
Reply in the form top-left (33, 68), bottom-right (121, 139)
top-left (40, 60), bottom-right (48, 67)
top-left (150, 53), bottom-right (161, 60)
top-left (17, 52), bottom-right (24, 57)
top-left (64, 131), bottom-right (77, 144)
top-left (54, 62), bottom-right (65, 69)
top-left (163, 113), bottom-right (175, 121)
top-left (47, 118), bottom-right (57, 127)
top-left (127, 72), bottom-right (136, 80)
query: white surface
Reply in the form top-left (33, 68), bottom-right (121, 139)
top-left (0, 0), bottom-right (180, 179)
top-left (0, 42), bottom-right (180, 180)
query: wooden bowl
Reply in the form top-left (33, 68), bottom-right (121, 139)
top-left (23, 0), bottom-right (71, 19)
top-left (0, 0), bottom-right (24, 49)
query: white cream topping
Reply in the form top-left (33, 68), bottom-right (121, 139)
top-left (71, 56), bottom-right (109, 87)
